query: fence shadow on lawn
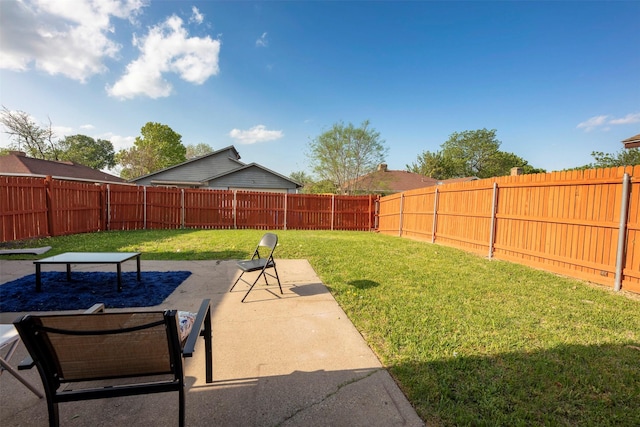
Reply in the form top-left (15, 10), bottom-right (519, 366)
top-left (392, 342), bottom-right (640, 425)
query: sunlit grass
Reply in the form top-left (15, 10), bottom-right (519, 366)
top-left (6, 229), bottom-right (640, 425)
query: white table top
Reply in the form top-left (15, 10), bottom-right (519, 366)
top-left (34, 252), bottom-right (140, 264)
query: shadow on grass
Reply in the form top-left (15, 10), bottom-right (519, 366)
top-left (348, 279), bottom-right (380, 290)
top-left (391, 342), bottom-right (640, 426)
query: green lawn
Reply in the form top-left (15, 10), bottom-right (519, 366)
top-left (5, 229), bottom-right (640, 426)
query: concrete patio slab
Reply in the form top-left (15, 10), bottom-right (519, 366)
top-left (0, 259), bottom-right (424, 426)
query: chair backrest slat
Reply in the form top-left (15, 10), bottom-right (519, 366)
top-left (18, 312), bottom-right (177, 382)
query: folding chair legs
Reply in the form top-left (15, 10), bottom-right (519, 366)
top-left (230, 269), bottom-right (283, 303)
top-left (0, 331), bottom-right (43, 398)
top-left (0, 351), bottom-right (44, 398)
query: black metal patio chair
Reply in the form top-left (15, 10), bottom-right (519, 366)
top-left (14, 299), bottom-right (213, 427)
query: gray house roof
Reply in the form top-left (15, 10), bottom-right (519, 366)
top-left (129, 145), bottom-right (301, 193)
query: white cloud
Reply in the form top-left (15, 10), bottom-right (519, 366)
top-left (100, 132), bottom-right (135, 151)
top-left (577, 113), bottom-right (640, 132)
top-left (229, 125), bottom-right (283, 144)
top-left (0, 0), bottom-right (147, 82)
top-left (52, 125), bottom-right (73, 136)
top-left (577, 115), bottom-right (609, 132)
top-left (189, 6), bottom-right (204, 25)
top-left (609, 112), bottom-right (640, 125)
top-left (107, 15), bottom-right (221, 99)
top-left (256, 32), bottom-right (268, 47)
top-left (80, 124), bottom-right (95, 130)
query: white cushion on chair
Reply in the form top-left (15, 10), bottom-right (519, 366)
top-left (177, 312), bottom-right (196, 343)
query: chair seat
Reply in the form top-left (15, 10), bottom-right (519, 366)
top-left (237, 258), bottom-right (273, 272)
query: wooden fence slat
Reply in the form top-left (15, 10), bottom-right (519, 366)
top-left (378, 166), bottom-right (640, 294)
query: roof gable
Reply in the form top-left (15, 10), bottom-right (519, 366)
top-left (129, 146), bottom-right (241, 182)
top-left (207, 163), bottom-right (301, 188)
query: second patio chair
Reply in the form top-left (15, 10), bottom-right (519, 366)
top-left (229, 233), bottom-right (282, 302)
top-left (14, 299), bottom-right (213, 427)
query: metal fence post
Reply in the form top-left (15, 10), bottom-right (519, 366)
top-left (431, 188), bottom-right (438, 243)
top-left (399, 193), bottom-right (404, 237)
top-left (614, 173), bottom-right (631, 291)
top-left (488, 182), bottom-right (498, 259)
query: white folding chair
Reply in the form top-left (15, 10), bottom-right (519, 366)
top-left (0, 324), bottom-right (43, 398)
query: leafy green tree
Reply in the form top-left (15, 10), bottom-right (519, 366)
top-left (406, 150), bottom-right (456, 179)
top-left (307, 120), bottom-right (388, 194)
top-left (290, 171), bottom-right (338, 194)
top-left (186, 143), bottom-right (213, 159)
top-left (306, 179), bottom-right (338, 194)
top-left (58, 134), bottom-right (116, 169)
top-left (116, 122), bottom-right (186, 180)
top-left (574, 148), bottom-right (640, 169)
top-left (409, 129), bottom-right (544, 179)
top-left (290, 171), bottom-right (312, 186)
top-left (0, 106), bottom-right (59, 160)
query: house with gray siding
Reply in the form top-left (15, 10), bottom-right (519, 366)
top-left (129, 146), bottom-right (301, 193)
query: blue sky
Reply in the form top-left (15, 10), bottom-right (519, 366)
top-left (1, 0), bottom-right (638, 178)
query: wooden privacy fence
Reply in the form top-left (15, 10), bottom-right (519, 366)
top-left (1, 176), bottom-right (376, 241)
top-left (378, 166), bottom-right (640, 294)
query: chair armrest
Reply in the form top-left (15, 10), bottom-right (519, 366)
top-left (18, 356), bottom-right (35, 370)
top-left (182, 299), bottom-right (211, 357)
top-left (84, 303), bottom-right (105, 314)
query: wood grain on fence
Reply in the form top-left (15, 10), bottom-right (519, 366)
top-left (0, 179), bottom-right (376, 242)
top-left (0, 176), bottom-right (49, 241)
top-left (47, 177), bottom-right (103, 237)
top-left (378, 165), bottom-right (640, 293)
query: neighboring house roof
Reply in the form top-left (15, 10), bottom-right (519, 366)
top-left (347, 164), bottom-right (480, 195)
top-left (130, 146), bottom-right (242, 184)
top-left (348, 164), bottom-right (439, 194)
top-left (0, 151), bottom-right (124, 183)
top-left (129, 145), bottom-right (301, 191)
top-left (622, 133), bottom-right (640, 149)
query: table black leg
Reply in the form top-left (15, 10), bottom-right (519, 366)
top-left (117, 263), bottom-right (122, 292)
top-left (136, 255), bottom-right (141, 281)
top-left (35, 264), bottom-right (41, 292)
top-left (66, 264), bottom-right (71, 281)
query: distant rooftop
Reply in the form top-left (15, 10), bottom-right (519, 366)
top-left (0, 151), bottom-right (124, 183)
top-left (622, 133), bottom-right (640, 149)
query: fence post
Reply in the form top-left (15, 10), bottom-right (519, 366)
top-left (399, 193), bottom-right (404, 237)
top-left (284, 193), bottom-right (288, 230)
top-left (488, 182), bottom-right (498, 259)
top-left (233, 190), bottom-right (237, 229)
top-left (614, 173), bottom-right (631, 291)
top-left (143, 186), bottom-right (147, 230)
top-left (106, 185), bottom-right (111, 231)
top-left (181, 189), bottom-right (185, 229)
top-left (368, 195), bottom-right (373, 230)
top-left (431, 188), bottom-right (438, 243)
top-left (331, 195), bottom-right (335, 231)
top-left (44, 176), bottom-right (55, 237)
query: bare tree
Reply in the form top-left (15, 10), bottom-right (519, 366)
top-left (0, 106), bottom-right (59, 160)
